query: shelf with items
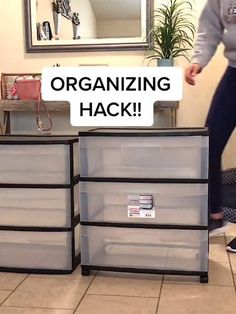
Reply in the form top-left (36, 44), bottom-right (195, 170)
top-left (0, 75), bottom-right (69, 134)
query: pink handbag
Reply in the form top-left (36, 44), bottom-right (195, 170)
top-left (12, 77), bottom-right (52, 131)
top-left (14, 78), bottom-right (41, 100)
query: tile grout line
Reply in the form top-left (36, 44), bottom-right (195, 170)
top-left (0, 273), bottom-right (30, 306)
top-left (72, 273), bottom-right (163, 313)
top-left (228, 261), bottom-right (236, 293)
top-left (0, 290), bottom-right (12, 292)
top-left (72, 271), bottom-right (98, 314)
top-left (224, 233), bottom-right (236, 294)
top-left (0, 305), bottom-right (73, 311)
top-left (84, 292), bottom-right (160, 298)
top-left (155, 275), bottom-right (164, 314)
top-left (156, 282), bottom-right (235, 287)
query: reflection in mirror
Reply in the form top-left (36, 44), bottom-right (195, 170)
top-left (24, 0), bottom-right (153, 52)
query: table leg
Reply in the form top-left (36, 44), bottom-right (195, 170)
top-left (170, 109), bottom-right (177, 127)
top-left (3, 111), bottom-right (11, 134)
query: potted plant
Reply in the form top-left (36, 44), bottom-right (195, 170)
top-left (146, 0), bottom-right (196, 66)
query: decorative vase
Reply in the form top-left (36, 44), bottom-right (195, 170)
top-left (157, 59), bottom-right (174, 67)
top-left (72, 13), bottom-right (80, 39)
top-left (53, 10), bottom-right (61, 35)
top-left (72, 24), bottom-right (80, 39)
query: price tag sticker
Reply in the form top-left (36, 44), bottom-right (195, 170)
top-left (127, 194), bottom-right (155, 218)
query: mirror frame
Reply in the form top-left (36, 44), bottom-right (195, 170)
top-left (24, 0), bottom-right (153, 53)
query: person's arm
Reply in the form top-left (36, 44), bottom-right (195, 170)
top-left (191, 0), bottom-right (224, 67)
top-left (185, 0), bottom-right (224, 85)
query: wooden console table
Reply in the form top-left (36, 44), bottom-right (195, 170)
top-left (0, 100), bottom-right (69, 134)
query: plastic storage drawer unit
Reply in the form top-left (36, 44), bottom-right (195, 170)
top-left (0, 136), bottom-right (80, 274)
top-left (79, 128), bottom-right (209, 283)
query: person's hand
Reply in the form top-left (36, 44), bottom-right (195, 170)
top-left (185, 63), bottom-right (202, 85)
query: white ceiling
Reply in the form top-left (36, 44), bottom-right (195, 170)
top-left (89, 0), bottom-right (141, 20)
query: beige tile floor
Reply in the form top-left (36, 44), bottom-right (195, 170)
top-left (0, 224), bottom-right (236, 314)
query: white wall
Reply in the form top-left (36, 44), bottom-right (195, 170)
top-left (0, 0), bottom-right (235, 167)
top-left (74, 0), bottom-right (97, 38)
top-left (97, 19), bottom-right (140, 38)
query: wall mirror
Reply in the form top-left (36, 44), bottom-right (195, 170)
top-left (24, 0), bottom-right (153, 52)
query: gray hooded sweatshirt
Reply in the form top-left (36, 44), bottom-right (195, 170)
top-left (192, 0), bottom-right (236, 68)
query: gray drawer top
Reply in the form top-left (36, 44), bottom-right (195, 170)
top-left (79, 128), bottom-right (208, 137)
top-left (0, 135), bottom-right (78, 144)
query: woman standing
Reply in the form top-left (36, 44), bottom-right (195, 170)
top-left (185, 0), bottom-right (236, 251)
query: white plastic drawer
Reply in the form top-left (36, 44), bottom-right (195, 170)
top-left (0, 225), bottom-right (80, 270)
top-left (0, 184), bottom-right (79, 227)
top-left (0, 143), bottom-right (78, 184)
top-left (81, 226), bottom-right (208, 272)
top-left (80, 182), bottom-right (208, 226)
top-left (79, 136), bottom-right (208, 179)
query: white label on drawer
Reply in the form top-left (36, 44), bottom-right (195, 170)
top-left (128, 206), bottom-right (156, 218)
top-left (127, 194), bottom-right (155, 218)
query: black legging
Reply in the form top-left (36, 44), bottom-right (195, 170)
top-left (206, 66), bottom-right (236, 214)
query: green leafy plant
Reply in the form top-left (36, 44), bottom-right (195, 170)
top-left (146, 0), bottom-right (196, 62)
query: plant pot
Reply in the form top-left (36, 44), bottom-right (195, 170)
top-left (157, 59), bottom-right (174, 67)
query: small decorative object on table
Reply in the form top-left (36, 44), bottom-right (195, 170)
top-left (72, 12), bottom-right (80, 39)
top-left (52, 0), bottom-right (63, 36)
